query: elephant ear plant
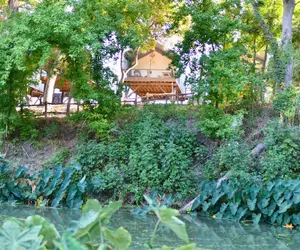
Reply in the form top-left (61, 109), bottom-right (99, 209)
top-left (0, 198), bottom-right (198, 250)
top-left (191, 179), bottom-right (300, 226)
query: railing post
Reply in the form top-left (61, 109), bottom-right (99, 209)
top-left (44, 101), bottom-right (47, 119)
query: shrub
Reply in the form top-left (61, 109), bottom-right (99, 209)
top-left (92, 165), bottom-right (124, 194)
top-left (197, 106), bottom-right (245, 140)
top-left (45, 148), bottom-right (71, 167)
top-left (202, 140), bottom-right (258, 185)
top-left (273, 87), bottom-right (299, 124)
top-left (10, 110), bottom-right (39, 141)
top-left (75, 108), bottom-right (200, 202)
top-left (261, 120), bottom-right (300, 182)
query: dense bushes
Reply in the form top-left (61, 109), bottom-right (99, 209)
top-left (76, 106), bottom-right (200, 202)
top-left (202, 141), bottom-right (257, 185)
top-left (261, 119), bottom-right (300, 182)
top-left (201, 116), bottom-right (300, 185)
top-left (197, 106), bottom-right (245, 140)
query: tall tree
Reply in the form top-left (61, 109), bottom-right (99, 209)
top-left (282, 0), bottom-right (295, 87)
top-left (8, 0), bottom-right (18, 11)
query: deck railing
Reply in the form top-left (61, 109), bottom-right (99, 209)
top-left (127, 69), bottom-right (173, 78)
top-left (122, 92), bottom-right (195, 106)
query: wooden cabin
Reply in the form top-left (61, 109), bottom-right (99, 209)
top-left (124, 44), bottom-right (185, 100)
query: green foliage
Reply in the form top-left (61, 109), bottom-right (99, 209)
top-left (0, 164), bottom-right (87, 209)
top-left (192, 179), bottom-right (300, 226)
top-left (0, 220), bottom-right (44, 250)
top-left (197, 106), bottom-right (245, 139)
top-left (273, 87), bottom-right (300, 124)
top-left (0, 198), bottom-right (197, 250)
top-left (171, 0), bottom-right (264, 108)
top-left (92, 165), bottom-right (124, 195)
top-left (45, 148), bottom-right (71, 167)
top-left (75, 106), bottom-right (199, 202)
top-left (260, 120), bottom-right (300, 182)
top-left (43, 123), bottom-right (59, 139)
top-left (202, 140), bottom-right (256, 184)
top-left (2, 110), bottom-right (39, 141)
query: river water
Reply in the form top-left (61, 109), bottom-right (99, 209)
top-left (0, 204), bottom-right (299, 249)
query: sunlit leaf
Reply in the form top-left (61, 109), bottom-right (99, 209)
top-left (103, 227), bottom-right (131, 250)
top-left (155, 206), bottom-right (189, 243)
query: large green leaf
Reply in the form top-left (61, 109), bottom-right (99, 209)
top-left (252, 213), bottom-right (261, 224)
top-left (236, 207), bottom-right (248, 221)
top-left (25, 215), bottom-right (60, 248)
top-left (261, 198), bottom-right (270, 208)
top-left (54, 233), bottom-right (86, 250)
top-left (66, 184), bottom-right (77, 202)
top-left (292, 192), bottom-right (300, 204)
top-left (78, 176), bottom-right (87, 193)
top-left (211, 191), bottom-right (224, 205)
top-left (278, 201), bottom-right (293, 214)
top-left (202, 201), bottom-right (210, 212)
top-left (191, 196), bottom-right (201, 211)
top-left (267, 201), bottom-right (277, 216)
top-left (99, 200), bottom-right (123, 224)
top-left (219, 203), bottom-right (228, 213)
top-left (249, 186), bottom-right (260, 200)
top-left (229, 202), bottom-right (239, 216)
top-left (223, 185), bottom-right (236, 199)
top-left (103, 227), bottom-right (131, 250)
top-left (292, 213), bottom-right (300, 225)
top-left (270, 211), bottom-right (278, 224)
top-left (247, 198), bottom-right (256, 211)
top-left (0, 220), bottom-right (43, 250)
top-left (267, 182), bottom-right (275, 191)
top-left (275, 196), bottom-right (285, 206)
top-left (156, 206), bottom-right (189, 243)
top-left (276, 214), bottom-right (283, 224)
top-left (175, 243), bottom-right (197, 250)
top-left (283, 214), bottom-right (291, 225)
top-left (82, 199), bottom-right (102, 214)
top-left (72, 210), bottom-right (100, 240)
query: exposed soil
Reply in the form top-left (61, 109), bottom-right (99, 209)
top-left (1, 118), bottom-right (81, 171)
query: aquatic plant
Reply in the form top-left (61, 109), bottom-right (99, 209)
top-left (0, 198), bottom-right (197, 250)
top-left (191, 179), bottom-right (300, 226)
top-left (0, 163), bottom-right (87, 209)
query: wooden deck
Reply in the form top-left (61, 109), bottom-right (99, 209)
top-left (125, 77), bottom-right (182, 98)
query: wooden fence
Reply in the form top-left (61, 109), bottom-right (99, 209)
top-left (20, 93), bottom-right (196, 118)
top-left (19, 102), bottom-right (82, 118)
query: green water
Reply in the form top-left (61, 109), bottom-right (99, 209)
top-left (0, 204), bottom-right (299, 249)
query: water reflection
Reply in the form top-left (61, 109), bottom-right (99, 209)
top-left (0, 205), bottom-right (298, 249)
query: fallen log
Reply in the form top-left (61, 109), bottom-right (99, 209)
top-left (249, 143), bottom-right (266, 157)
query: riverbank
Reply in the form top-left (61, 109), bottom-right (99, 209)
top-left (0, 104), bottom-right (299, 209)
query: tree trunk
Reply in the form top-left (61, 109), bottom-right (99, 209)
top-left (66, 84), bottom-right (73, 116)
top-left (117, 47), bottom-right (140, 96)
top-left (8, 0), bottom-right (19, 12)
top-left (251, 2), bottom-right (283, 92)
top-left (282, 0), bottom-right (295, 88)
top-left (43, 73), bottom-right (57, 104)
top-left (262, 44), bottom-right (268, 74)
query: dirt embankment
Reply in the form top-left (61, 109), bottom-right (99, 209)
top-left (1, 118), bottom-right (80, 171)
